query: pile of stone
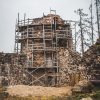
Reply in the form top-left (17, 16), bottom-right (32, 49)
top-left (82, 39), bottom-right (100, 81)
top-left (0, 53), bottom-right (27, 86)
top-left (58, 48), bottom-right (87, 86)
top-left (72, 80), bottom-right (93, 94)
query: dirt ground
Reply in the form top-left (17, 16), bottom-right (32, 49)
top-left (6, 85), bottom-right (72, 97)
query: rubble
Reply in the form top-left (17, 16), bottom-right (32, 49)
top-left (82, 39), bottom-right (100, 82)
top-left (0, 53), bottom-right (27, 85)
top-left (72, 80), bottom-right (93, 94)
top-left (0, 48), bottom-right (87, 86)
top-left (58, 48), bottom-right (87, 86)
top-left (58, 48), bottom-right (81, 68)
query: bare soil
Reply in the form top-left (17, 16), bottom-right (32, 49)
top-left (7, 85), bottom-right (72, 97)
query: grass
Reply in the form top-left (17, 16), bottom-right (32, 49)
top-left (0, 95), bottom-right (69, 100)
top-left (67, 86), bottom-right (100, 100)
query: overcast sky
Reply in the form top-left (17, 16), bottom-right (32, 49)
top-left (0, 0), bottom-right (95, 53)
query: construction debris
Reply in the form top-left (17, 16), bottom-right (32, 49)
top-left (58, 48), bottom-right (87, 86)
top-left (82, 39), bottom-right (100, 83)
top-left (0, 53), bottom-right (27, 86)
top-left (72, 80), bottom-right (93, 94)
top-left (0, 48), bottom-right (86, 86)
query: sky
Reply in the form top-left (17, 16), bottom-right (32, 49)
top-left (0, 0), bottom-right (96, 52)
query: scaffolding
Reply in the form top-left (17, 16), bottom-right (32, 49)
top-left (14, 12), bottom-right (72, 86)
